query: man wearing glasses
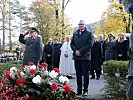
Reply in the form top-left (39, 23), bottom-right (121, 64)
top-left (19, 27), bottom-right (43, 66)
top-left (70, 20), bottom-right (94, 96)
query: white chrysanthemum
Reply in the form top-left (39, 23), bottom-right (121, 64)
top-left (44, 70), bottom-right (49, 76)
top-left (30, 65), bottom-right (36, 70)
top-left (64, 76), bottom-right (69, 83)
top-left (23, 66), bottom-right (30, 72)
top-left (115, 73), bottom-right (120, 78)
top-left (59, 76), bottom-right (64, 83)
top-left (20, 71), bottom-right (25, 78)
top-left (10, 67), bottom-right (17, 74)
top-left (59, 76), bottom-right (69, 83)
top-left (49, 70), bottom-right (58, 78)
top-left (32, 75), bottom-right (42, 85)
top-left (10, 73), bottom-right (15, 79)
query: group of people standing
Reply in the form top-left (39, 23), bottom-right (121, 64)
top-left (19, 27), bottom-right (75, 78)
top-left (41, 36), bottom-right (75, 78)
top-left (18, 20), bottom-right (129, 97)
top-left (18, 20), bottom-right (93, 96)
top-left (90, 33), bottom-right (129, 80)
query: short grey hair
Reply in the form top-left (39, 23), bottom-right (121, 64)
top-left (79, 20), bottom-right (85, 24)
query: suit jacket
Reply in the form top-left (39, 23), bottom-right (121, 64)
top-left (52, 43), bottom-right (62, 64)
top-left (70, 29), bottom-right (94, 61)
top-left (42, 43), bottom-right (53, 62)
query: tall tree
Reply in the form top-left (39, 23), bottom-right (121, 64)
top-left (29, 0), bottom-right (72, 44)
top-left (29, 0), bottom-right (56, 43)
top-left (8, 0), bottom-right (12, 50)
top-left (61, 0), bottom-right (71, 42)
top-left (94, 0), bottom-right (127, 38)
top-left (10, 0), bottom-right (26, 33)
top-left (0, 0), bottom-right (9, 51)
top-left (8, 0), bottom-right (27, 50)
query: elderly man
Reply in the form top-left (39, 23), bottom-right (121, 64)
top-left (41, 38), bottom-right (53, 71)
top-left (70, 20), bottom-right (94, 96)
top-left (19, 27), bottom-right (43, 66)
top-left (52, 37), bottom-right (62, 69)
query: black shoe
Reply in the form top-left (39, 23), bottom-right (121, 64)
top-left (90, 76), bottom-right (95, 79)
top-left (82, 91), bottom-right (88, 96)
top-left (96, 77), bottom-right (100, 80)
top-left (76, 91), bottom-right (82, 96)
top-left (66, 75), bottom-right (72, 79)
top-left (71, 76), bottom-right (75, 79)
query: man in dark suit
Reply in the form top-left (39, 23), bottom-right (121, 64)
top-left (90, 39), bottom-right (102, 80)
top-left (52, 37), bottom-right (62, 69)
top-left (70, 20), bottom-right (94, 96)
top-left (41, 38), bottom-right (53, 71)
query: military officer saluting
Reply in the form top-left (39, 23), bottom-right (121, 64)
top-left (19, 27), bottom-right (43, 66)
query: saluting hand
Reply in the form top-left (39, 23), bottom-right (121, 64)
top-left (24, 30), bottom-right (30, 35)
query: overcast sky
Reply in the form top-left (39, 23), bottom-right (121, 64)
top-left (19, 0), bottom-right (109, 27)
top-left (65, 0), bottom-right (109, 27)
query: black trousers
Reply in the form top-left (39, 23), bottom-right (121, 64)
top-left (90, 69), bottom-right (101, 78)
top-left (53, 62), bottom-right (59, 69)
top-left (74, 60), bottom-right (90, 92)
top-left (46, 60), bottom-right (52, 71)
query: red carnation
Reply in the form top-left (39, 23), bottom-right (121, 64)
top-left (63, 85), bottom-right (71, 93)
top-left (6, 96), bottom-right (9, 100)
top-left (5, 71), bottom-right (10, 79)
top-left (74, 94), bottom-right (78, 99)
top-left (28, 62), bottom-right (34, 66)
top-left (53, 68), bottom-right (60, 73)
top-left (63, 81), bottom-right (68, 86)
top-left (38, 64), bottom-right (43, 68)
top-left (43, 68), bottom-right (47, 72)
top-left (16, 77), bottom-right (25, 84)
top-left (51, 82), bottom-right (58, 90)
top-left (41, 62), bottom-right (48, 67)
top-left (22, 64), bottom-right (28, 68)
top-left (29, 69), bottom-right (36, 74)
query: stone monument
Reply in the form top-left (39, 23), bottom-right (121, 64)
top-left (122, 0), bottom-right (133, 100)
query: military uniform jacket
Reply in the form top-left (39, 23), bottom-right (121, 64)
top-left (19, 34), bottom-right (43, 65)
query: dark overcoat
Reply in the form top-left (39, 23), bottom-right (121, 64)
top-left (19, 34), bottom-right (43, 66)
top-left (42, 43), bottom-right (53, 62)
top-left (115, 40), bottom-right (129, 61)
top-left (91, 41), bottom-right (102, 70)
top-left (70, 29), bottom-right (94, 61)
top-left (52, 43), bottom-right (62, 65)
top-left (103, 41), bottom-right (116, 61)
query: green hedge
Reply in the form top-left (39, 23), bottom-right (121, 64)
top-left (102, 60), bottom-right (128, 100)
top-left (0, 61), bottom-right (22, 79)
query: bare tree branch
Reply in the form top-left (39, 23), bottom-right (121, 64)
top-left (64, 0), bottom-right (70, 10)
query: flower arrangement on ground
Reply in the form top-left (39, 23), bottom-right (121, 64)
top-left (0, 62), bottom-right (77, 100)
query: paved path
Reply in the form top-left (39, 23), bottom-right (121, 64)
top-left (69, 75), bottom-right (105, 100)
